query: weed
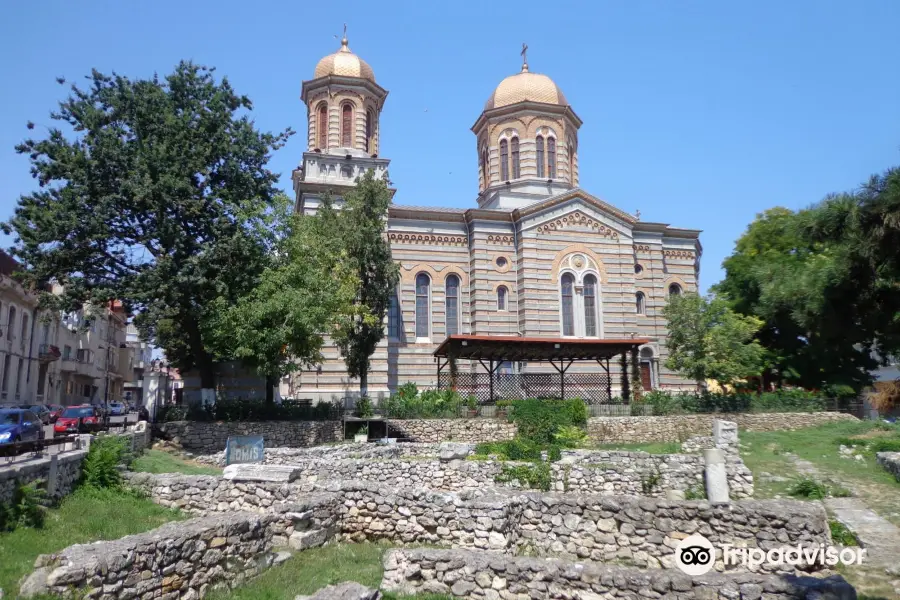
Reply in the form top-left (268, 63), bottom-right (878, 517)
top-left (494, 463), bottom-right (552, 491)
top-left (641, 469), bottom-right (662, 495)
top-left (829, 520), bottom-right (858, 546)
top-left (684, 483), bottom-right (707, 500)
top-left (787, 476), bottom-right (850, 499)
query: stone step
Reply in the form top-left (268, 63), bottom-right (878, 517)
top-left (222, 464), bottom-right (301, 482)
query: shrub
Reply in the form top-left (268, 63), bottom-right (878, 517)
top-left (553, 425), bottom-right (587, 448)
top-left (355, 396), bottom-right (374, 418)
top-left (546, 444), bottom-right (562, 462)
top-left (684, 483), bottom-right (706, 500)
top-left (0, 480), bottom-right (49, 532)
top-left (81, 435), bottom-right (132, 490)
top-left (381, 386), bottom-right (466, 419)
top-left (474, 439), bottom-right (542, 461)
top-left (787, 476), bottom-right (850, 499)
top-left (510, 398), bottom-right (586, 444)
top-left (869, 438), bottom-right (900, 453)
top-left (494, 463), bottom-right (552, 491)
top-left (160, 397), bottom-right (342, 422)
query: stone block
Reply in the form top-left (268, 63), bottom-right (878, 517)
top-left (223, 464), bottom-right (301, 483)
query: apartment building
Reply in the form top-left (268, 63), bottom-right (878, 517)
top-left (124, 323), bottom-right (153, 406)
top-left (0, 251), bottom-right (41, 406)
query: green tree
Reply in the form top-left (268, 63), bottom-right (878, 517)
top-left (663, 293), bottom-right (765, 388)
top-left (322, 170), bottom-right (399, 397)
top-left (210, 198), bottom-right (358, 402)
top-left (715, 204), bottom-right (884, 392)
top-left (4, 63), bottom-right (292, 404)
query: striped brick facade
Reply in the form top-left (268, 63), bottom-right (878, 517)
top-left (288, 189), bottom-right (700, 403)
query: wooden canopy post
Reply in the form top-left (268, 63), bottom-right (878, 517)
top-left (620, 351), bottom-right (630, 402)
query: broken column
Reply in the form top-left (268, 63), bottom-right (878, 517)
top-left (703, 448), bottom-right (730, 504)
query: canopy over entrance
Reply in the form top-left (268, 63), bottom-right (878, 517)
top-left (433, 335), bottom-right (650, 405)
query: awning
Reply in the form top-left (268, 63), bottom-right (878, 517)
top-left (433, 334), bottom-right (650, 361)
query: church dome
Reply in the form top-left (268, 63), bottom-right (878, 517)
top-left (313, 37), bottom-right (375, 82)
top-left (485, 65), bottom-right (567, 110)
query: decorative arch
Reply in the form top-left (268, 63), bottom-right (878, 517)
top-left (400, 264), bottom-right (469, 286)
top-left (663, 275), bottom-right (690, 295)
top-left (550, 244), bottom-right (609, 283)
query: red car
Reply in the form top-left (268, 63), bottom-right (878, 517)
top-left (53, 405), bottom-right (101, 436)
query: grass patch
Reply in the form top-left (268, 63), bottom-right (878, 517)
top-left (206, 542), bottom-right (449, 600)
top-left (594, 441), bottom-right (683, 454)
top-left (829, 519), bottom-right (858, 546)
top-left (0, 486), bottom-right (183, 595)
top-left (132, 449), bottom-right (222, 476)
top-left (740, 420), bottom-right (900, 524)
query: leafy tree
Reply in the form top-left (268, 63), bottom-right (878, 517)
top-left (715, 200), bottom-right (889, 392)
top-left (320, 170), bottom-right (399, 397)
top-left (4, 63), bottom-right (292, 403)
top-left (663, 293), bottom-right (765, 388)
top-left (209, 197), bottom-right (358, 402)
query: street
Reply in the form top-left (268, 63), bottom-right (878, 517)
top-left (41, 412), bottom-right (137, 440)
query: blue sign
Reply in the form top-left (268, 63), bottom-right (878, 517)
top-left (225, 435), bottom-right (265, 466)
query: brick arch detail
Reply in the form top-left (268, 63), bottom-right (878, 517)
top-left (550, 244), bottom-right (609, 282)
top-left (401, 264), bottom-right (469, 287)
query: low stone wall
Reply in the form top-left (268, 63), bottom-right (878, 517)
top-left (191, 450), bottom-right (752, 498)
top-left (20, 495), bottom-right (339, 599)
top-left (127, 475), bottom-right (827, 573)
top-left (156, 420), bottom-right (343, 453)
top-left (386, 419), bottom-right (516, 443)
top-left (588, 412), bottom-right (856, 444)
top-left (381, 548), bottom-right (856, 600)
top-left (876, 451), bottom-right (900, 482)
top-left (0, 448), bottom-right (87, 504)
top-left (194, 442), bottom-right (442, 466)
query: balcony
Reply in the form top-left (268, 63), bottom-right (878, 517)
top-left (38, 344), bottom-right (62, 363)
top-left (60, 356), bottom-right (79, 372)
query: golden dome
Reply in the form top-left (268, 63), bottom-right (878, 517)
top-left (313, 37), bottom-right (375, 82)
top-left (485, 65), bottom-right (567, 110)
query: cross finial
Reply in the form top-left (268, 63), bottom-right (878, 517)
top-left (339, 23), bottom-right (348, 49)
top-left (521, 43), bottom-right (529, 72)
top-left (635, 209), bottom-right (641, 220)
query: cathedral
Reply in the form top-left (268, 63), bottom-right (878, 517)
top-left (289, 34), bottom-right (701, 404)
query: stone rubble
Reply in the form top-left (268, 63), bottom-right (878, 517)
top-left (295, 582), bottom-right (381, 600)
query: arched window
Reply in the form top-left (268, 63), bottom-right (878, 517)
top-left (560, 273), bottom-right (574, 336)
top-left (7, 306), bottom-right (15, 341)
top-left (497, 286), bottom-right (508, 311)
top-left (415, 273), bottom-right (430, 339)
top-left (365, 109), bottom-right (375, 154)
top-left (583, 274), bottom-right (597, 337)
top-left (446, 275), bottom-right (460, 336)
top-left (636, 292), bottom-right (646, 315)
top-left (536, 136), bottom-right (545, 178)
top-left (341, 104), bottom-right (353, 147)
top-left (481, 147), bottom-right (489, 188)
top-left (387, 288), bottom-right (401, 339)
top-left (568, 138), bottom-right (576, 183)
top-left (20, 313), bottom-right (28, 348)
top-left (317, 103), bottom-right (328, 150)
top-left (511, 137), bottom-right (520, 179)
top-left (547, 137), bottom-right (557, 179)
top-left (668, 283), bottom-right (682, 297)
top-left (500, 139), bottom-right (509, 181)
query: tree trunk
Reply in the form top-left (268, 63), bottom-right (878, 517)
top-left (359, 370), bottom-right (368, 398)
top-left (186, 321), bottom-right (216, 407)
top-left (266, 374), bottom-right (276, 404)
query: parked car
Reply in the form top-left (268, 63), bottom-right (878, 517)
top-left (18, 404), bottom-right (52, 425)
top-left (108, 402), bottom-right (126, 416)
top-left (47, 404), bottom-right (65, 423)
top-left (53, 405), bottom-right (101, 436)
top-left (0, 408), bottom-right (44, 444)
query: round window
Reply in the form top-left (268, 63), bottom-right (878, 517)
top-left (634, 264), bottom-right (643, 274)
top-left (496, 257), bottom-right (508, 268)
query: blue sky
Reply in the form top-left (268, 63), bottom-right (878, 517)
top-left (2, 0), bottom-right (898, 291)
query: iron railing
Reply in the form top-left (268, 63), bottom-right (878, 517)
top-left (438, 372), bottom-right (615, 405)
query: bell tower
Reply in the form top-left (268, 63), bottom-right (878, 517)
top-left (293, 28), bottom-right (391, 215)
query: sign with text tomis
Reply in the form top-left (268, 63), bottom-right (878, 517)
top-left (225, 435), bottom-right (264, 465)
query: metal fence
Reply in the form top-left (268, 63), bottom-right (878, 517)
top-left (438, 372), bottom-right (615, 405)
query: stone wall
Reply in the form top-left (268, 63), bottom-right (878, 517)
top-left (385, 419), bottom-right (517, 443)
top-left (127, 476), bottom-right (827, 573)
top-left (179, 450), bottom-right (753, 498)
top-left (20, 495), bottom-right (339, 599)
top-left (587, 412), bottom-right (856, 444)
top-left (194, 443), bottom-right (443, 467)
top-left (156, 420), bottom-right (343, 454)
top-left (0, 448), bottom-right (86, 504)
top-left (381, 548), bottom-right (855, 600)
top-left (877, 451), bottom-right (900, 482)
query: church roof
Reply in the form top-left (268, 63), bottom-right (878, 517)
top-left (313, 35), bottom-right (375, 82)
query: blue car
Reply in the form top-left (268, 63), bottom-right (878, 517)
top-left (0, 408), bottom-right (44, 444)
top-left (108, 402), bottom-right (126, 416)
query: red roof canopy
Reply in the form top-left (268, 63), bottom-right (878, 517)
top-left (433, 335), bottom-right (650, 361)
